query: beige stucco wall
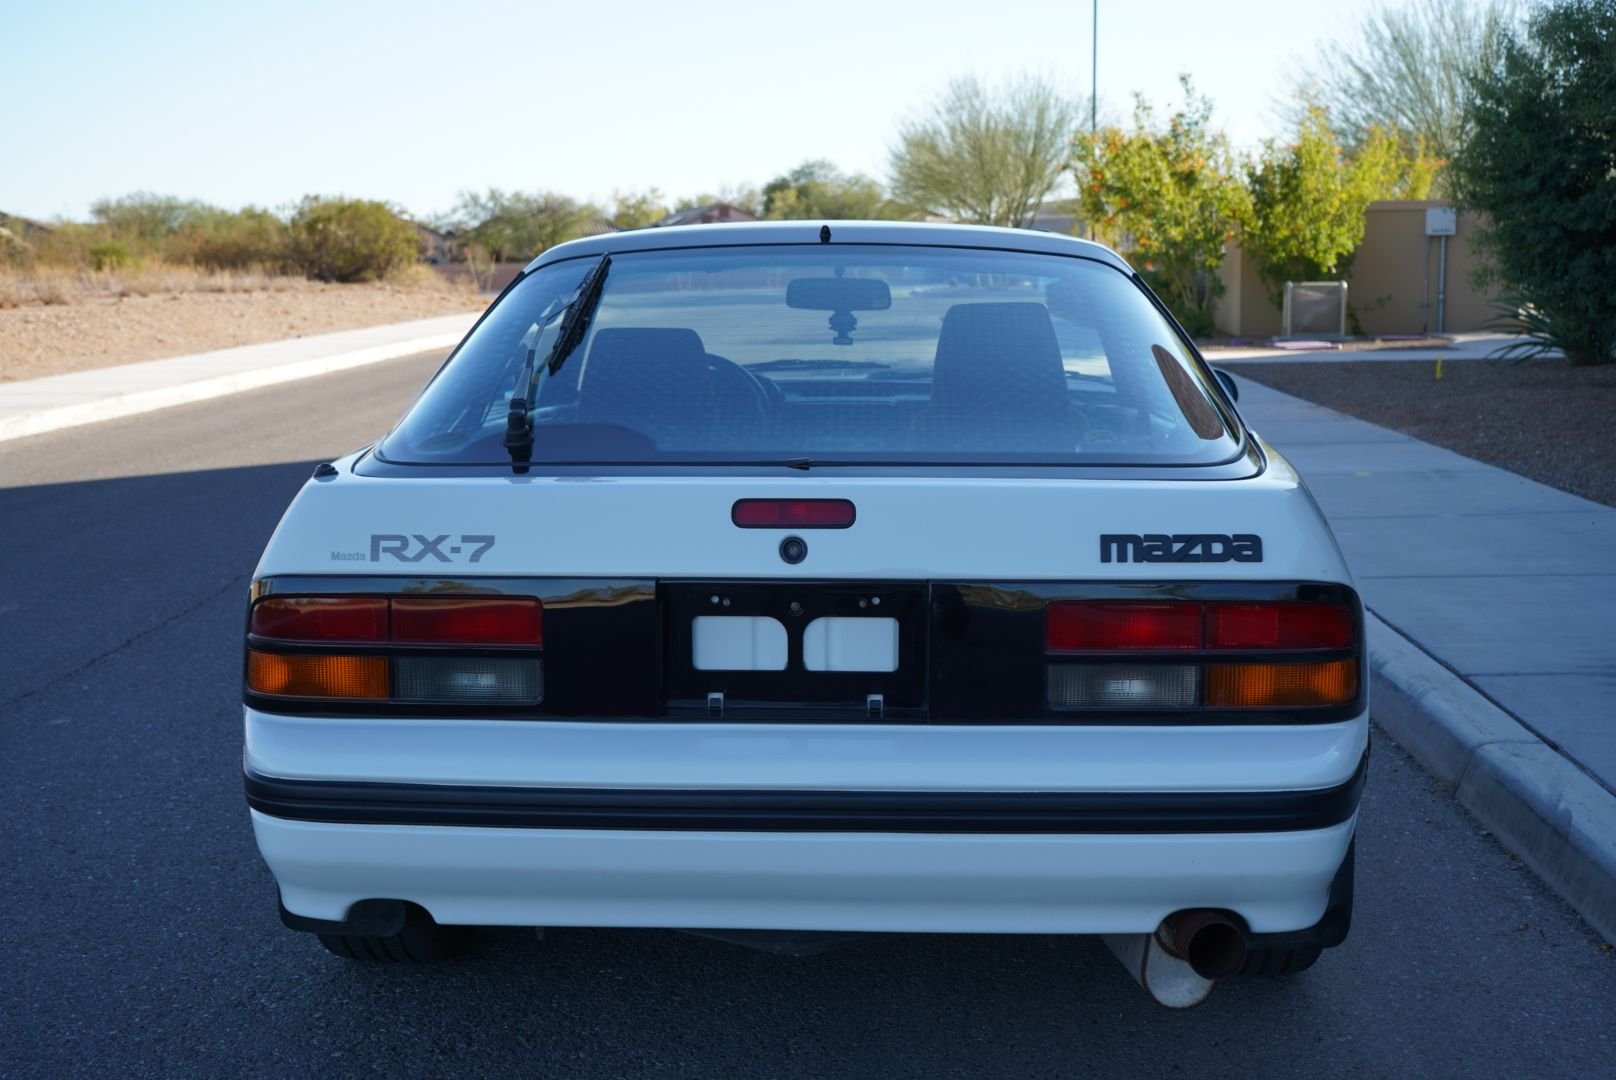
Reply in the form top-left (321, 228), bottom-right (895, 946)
top-left (1214, 201), bottom-right (1499, 338)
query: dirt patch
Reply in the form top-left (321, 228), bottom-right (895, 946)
top-left (0, 281), bottom-right (482, 382)
top-left (1226, 359), bottom-right (1616, 508)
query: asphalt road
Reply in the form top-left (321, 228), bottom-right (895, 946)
top-left (3, 353), bottom-right (1613, 1079)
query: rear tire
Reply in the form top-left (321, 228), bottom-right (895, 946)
top-left (316, 906), bottom-right (469, 962)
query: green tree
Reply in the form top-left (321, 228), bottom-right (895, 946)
top-left (449, 189), bottom-right (592, 261)
top-left (1240, 108), bottom-right (1431, 307)
top-left (1070, 79), bottom-right (1247, 337)
top-left (762, 160), bottom-right (887, 220)
top-left (889, 75), bottom-right (1081, 227)
top-left (89, 192), bottom-right (215, 255)
top-left (1297, 0), bottom-right (1518, 193)
top-left (611, 189), bottom-right (668, 230)
top-left (1451, 0), bottom-right (1616, 365)
top-left (287, 197), bottom-right (419, 283)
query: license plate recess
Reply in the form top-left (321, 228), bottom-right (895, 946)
top-left (662, 581), bottom-right (928, 719)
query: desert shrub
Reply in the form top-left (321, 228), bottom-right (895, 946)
top-left (287, 197), bottom-right (419, 283)
top-left (90, 192), bottom-right (212, 257)
top-left (1485, 296), bottom-right (1616, 367)
top-left (0, 225), bottom-right (33, 267)
top-left (173, 207), bottom-right (290, 271)
top-left (89, 242), bottom-right (132, 271)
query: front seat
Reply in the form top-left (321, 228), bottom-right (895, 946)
top-left (577, 327), bottom-right (717, 449)
top-left (909, 302), bottom-right (1076, 453)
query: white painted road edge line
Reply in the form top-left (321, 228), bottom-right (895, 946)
top-left (1368, 611), bottom-right (1616, 943)
top-left (0, 330), bottom-right (465, 444)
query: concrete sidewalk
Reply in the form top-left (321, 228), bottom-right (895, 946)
top-left (0, 311), bottom-right (478, 443)
top-left (1235, 375), bottom-right (1616, 942)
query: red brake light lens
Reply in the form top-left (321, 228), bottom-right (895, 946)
top-left (1206, 603), bottom-right (1354, 650)
top-left (732, 499), bottom-right (856, 528)
top-left (1045, 601), bottom-right (1203, 651)
top-left (249, 597), bottom-right (387, 642)
top-left (390, 597), bottom-right (543, 646)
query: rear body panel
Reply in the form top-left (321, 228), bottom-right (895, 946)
top-left (248, 442), bottom-right (1366, 935)
top-left (257, 444), bottom-right (1347, 584)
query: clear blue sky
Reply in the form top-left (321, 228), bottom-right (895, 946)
top-left (3, 0), bottom-right (1398, 222)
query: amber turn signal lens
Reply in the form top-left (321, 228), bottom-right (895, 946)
top-left (247, 650), bottom-right (388, 699)
top-left (1204, 659), bottom-right (1358, 708)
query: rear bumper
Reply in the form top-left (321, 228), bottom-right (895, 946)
top-left (254, 810), bottom-right (1358, 935)
top-left (245, 754), bottom-right (1366, 834)
top-left (247, 708), bottom-right (1367, 935)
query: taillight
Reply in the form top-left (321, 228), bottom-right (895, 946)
top-left (392, 598), bottom-right (542, 645)
top-left (247, 595), bottom-right (543, 705)
top-left (1043, 598), bottom-right (1359, 711)
top-left (1205, 659), bottom-right (1358, 708)
top-left (249, 597), bottom-right (387, 641)
top-left (732, 499), bottom-right (856, 528)
top-left (1046, 602), bottom-right (1201, 651)
top-left (246, 651), bottom-right (389, 699)
top-left (1206, 603), bottom-right (1352, 650)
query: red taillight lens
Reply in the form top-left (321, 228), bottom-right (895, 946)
top-left (732, 499), bottom-right (856, 528)
top-left (1206, 603), bottom-right (1354, 650)
top-left (1045, 601), bottom-right (1203, 651)
top-left (391, 598), bottom-right (543, 646)
top-left (250, 597), bottom-right (387, 641)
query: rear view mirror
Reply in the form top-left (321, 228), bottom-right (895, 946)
top-left (786, 277), bottom-right (892, 312)
top-left (1214, 368), bottom-right (1240, 401)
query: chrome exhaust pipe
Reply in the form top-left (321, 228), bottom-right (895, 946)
top-left (1101, 931), bottom-right (1214, 1009)
top-left (1163, 910), bottom-right (1249, 980)
top-left (1102, 911), bottom-right (1249, 1007)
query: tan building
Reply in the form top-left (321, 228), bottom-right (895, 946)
top-left (1215, 201), bottom-right (1500, 338)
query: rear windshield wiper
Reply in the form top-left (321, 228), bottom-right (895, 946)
top-left (505, 254), bottom-right (611, 470)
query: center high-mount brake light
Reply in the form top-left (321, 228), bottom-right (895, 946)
top-left (1043, 598), bottom-right (1360, 711)
top-left (732, 499), bottom-right (856, 528)
top-left (246, 595), bottom-right (544, 705)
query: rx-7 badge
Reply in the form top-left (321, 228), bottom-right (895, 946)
top-left (365, 534), bottom-right (496, 563)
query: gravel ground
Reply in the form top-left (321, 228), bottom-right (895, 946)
top-left (1227, 359), bottom-right (1616, 508)
top-left (0, 282), bottom-right (482, 382)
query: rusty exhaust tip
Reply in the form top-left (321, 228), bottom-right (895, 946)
top-left (1164, 910), bottom-right (1248, 980)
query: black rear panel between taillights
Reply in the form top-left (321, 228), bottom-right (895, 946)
top-left (246, 576), bottom-right (1363, 724)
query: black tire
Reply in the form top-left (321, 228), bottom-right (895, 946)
top-left (316, 906), bottom-right (470, 962)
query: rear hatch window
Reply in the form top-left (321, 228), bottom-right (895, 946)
top-left (377, 245), bottom-right (1242, 468)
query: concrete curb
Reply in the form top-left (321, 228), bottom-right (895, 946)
top-left (1368, 611), bottom-right (1616, 943)
top-left (0, 313), bottom-right (478, 444)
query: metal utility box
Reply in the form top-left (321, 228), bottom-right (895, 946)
top-left (1425, 208), bottom-right (1457, 236)
top-left (1282, 281), bottom-right (1349, 338)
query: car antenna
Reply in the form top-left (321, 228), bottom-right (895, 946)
top-left (819, 224), bottom-right (831, 244)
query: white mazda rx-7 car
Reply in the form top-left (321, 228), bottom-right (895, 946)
top-left (243, 221), bottom-right (1364, 1005)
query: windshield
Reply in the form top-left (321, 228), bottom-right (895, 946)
top-left (377, 244), bottom-right (1240, 468)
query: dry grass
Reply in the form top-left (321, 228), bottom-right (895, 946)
top-left (0, 262), bottom-right (475, 309)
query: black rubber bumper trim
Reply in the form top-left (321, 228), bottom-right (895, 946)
top-left (245, 753), bottom-right (1367, 834)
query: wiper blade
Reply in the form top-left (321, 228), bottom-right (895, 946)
top-left (505, 255), bottom-right (611, 470)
